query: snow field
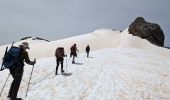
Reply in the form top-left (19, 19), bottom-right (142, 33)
top-left (0, 28), bottom-right (170, 100)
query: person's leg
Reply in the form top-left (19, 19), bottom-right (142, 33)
top-left (8, 75), bottom-right (15, 97)
top-left (56, 59), bottom-right (59, 75)
top-left (10, 74), bottom-right (23, 99)
top-left (72, 56), bottom-right (75, 64)
top-left (60, 60), bottom-right (64, 73)
top-left (70, 53), bottom-right (72, 58)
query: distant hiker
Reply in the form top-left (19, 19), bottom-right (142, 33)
top-left (55, 47), bottom-right (66, 75)
top-left (86, 45), bottom-right (90, 58)
top-left (8, 42), bottom-right (36, 100)
top-left (70, 44), bottom-right (78, 64)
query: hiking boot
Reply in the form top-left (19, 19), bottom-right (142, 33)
top-left (72, 61), bottom-right (75, 64)
top-left (10, 97), bottom-right (22, 100)
top-left (55, 72), bottom-right (58, 75)
top-left (7, 94), bottom-right (11, 98)
top-left (61, 70), bottom-right (64, 73)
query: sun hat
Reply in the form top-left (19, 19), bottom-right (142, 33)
top-left (22, 42), bottom-right (30, 49)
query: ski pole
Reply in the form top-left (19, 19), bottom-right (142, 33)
top-left (25, 64), bottom-right (35, 98)
top-left (0, 74), bottom-right (10, 97)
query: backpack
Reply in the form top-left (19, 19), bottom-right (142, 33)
top-left (86, 46), bottom-right (90, 52)
top-left (0, 46), bottom-right (22, 71)
top-left (55, 47), bottom-right (64, 58)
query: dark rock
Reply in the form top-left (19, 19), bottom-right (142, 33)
top-left (20, 36), bottom-right (32, 40)
top-left (164, 46), bottom-right (170, 49)
top-left (128, 17), bottom-right (165, 46)
top-left (34, 37), bottom-right (50, 42)
top-left (20, 36), bottom-right (50, 42)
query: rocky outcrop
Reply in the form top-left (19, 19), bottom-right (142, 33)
top-left (20, 36), bottom-right (32, 40)
top-left (128, 17), bottom-right (165, 46)
top-left (20, 36), bottom-right (50, 42)
top-left (34, 37), bottom-right (50, 42)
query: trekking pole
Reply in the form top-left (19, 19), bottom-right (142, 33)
top-left (25, 64), bottom-right (35, 98)
top-left (0, 41), bottom-right (15, 71)
top-left (65, 56), bottom-right (68, 72)
top-left (68, 56), bottom-right (71, 63)
top-left (11, 41), bottom-right (14, 48)
top-left (84, 52), bottom-right (86, 58)
top-left (0, 47), bottom-right (9, 71)
top-left (0, 74), bottom-right (10, 97)
top-left (77, 51), bottom-right (79, 63)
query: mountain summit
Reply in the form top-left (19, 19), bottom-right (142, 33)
top-left (128, 17), bottom-right (165, 46)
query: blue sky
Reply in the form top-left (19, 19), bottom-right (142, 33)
top-left (0, 0), bottom-right (170, 46)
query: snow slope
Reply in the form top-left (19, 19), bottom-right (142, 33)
top-left (0, 28), bottom-right (169, 59)
top-left (0, 29), bottom-right (170, 100)
top-left (27, 28), bottom-right (169, 59)
top-left (0, 37), bottom-right (48, 59)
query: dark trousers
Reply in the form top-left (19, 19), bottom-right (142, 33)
top-left (72, 56), bottom-right (76, 63)
top-left (56, 58), bottom-right (64, 73)
top-left (70, 55), bottom-right (76, 63)
top-left (9, 73), bottom-right (23, 99)
top-left (70, 52), bottom-right (77, 63)
top-left (87, 52), bottom-right (89, 58)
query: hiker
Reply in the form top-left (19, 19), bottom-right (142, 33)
top-left (8, 42), bottom-right (36, 100)
top-left (85, 45), bottom-right (90, 58)
top-left (70, 44), bottom-right (78, 64)
top-left (55, 47), bottom-right (66, 75)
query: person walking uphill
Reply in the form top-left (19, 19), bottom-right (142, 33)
top-left (55, 47), bottom-right (66, 75)
top-left (85, 45), bottom-right (90, 58)
top-left (70, 44), bottom-right (78, 64)
top-left (8, 42), bottom-right (36, 100)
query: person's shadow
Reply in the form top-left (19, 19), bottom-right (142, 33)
top-left (62, 72), bottom-right (72, 76)
top-left (74, 63), bottom-right (84, 65)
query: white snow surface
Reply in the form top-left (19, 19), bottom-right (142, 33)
top-left (0, 28), bottom-right (170, 100)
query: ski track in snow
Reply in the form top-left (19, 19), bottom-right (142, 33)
top-left (0, 48), bottom-right (170, 100)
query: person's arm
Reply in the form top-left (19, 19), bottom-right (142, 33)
top-left (76, 47), bottom-right (79, 52)
top-left (24, 51), bottom-right (36, 65)
top-left (55, 49), bottom-right (57, 58)
top-left (85, 47), bottom-right (88, 52)
top-left (63, 50), bottom-right (67, 57)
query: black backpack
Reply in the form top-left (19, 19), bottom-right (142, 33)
top-left (55, 47), bottom-right (64, 58)
top-left (0, 46), bottom-right (22, 71)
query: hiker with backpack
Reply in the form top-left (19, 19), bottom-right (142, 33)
top-left (55, 47), bottom-right (67, 75)
top-left (70, 44), bottom-right (78, 64)
top-left (7, 42), bottom-right (36, 100)
top-left (85, 45), bottom-right (90, 58)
